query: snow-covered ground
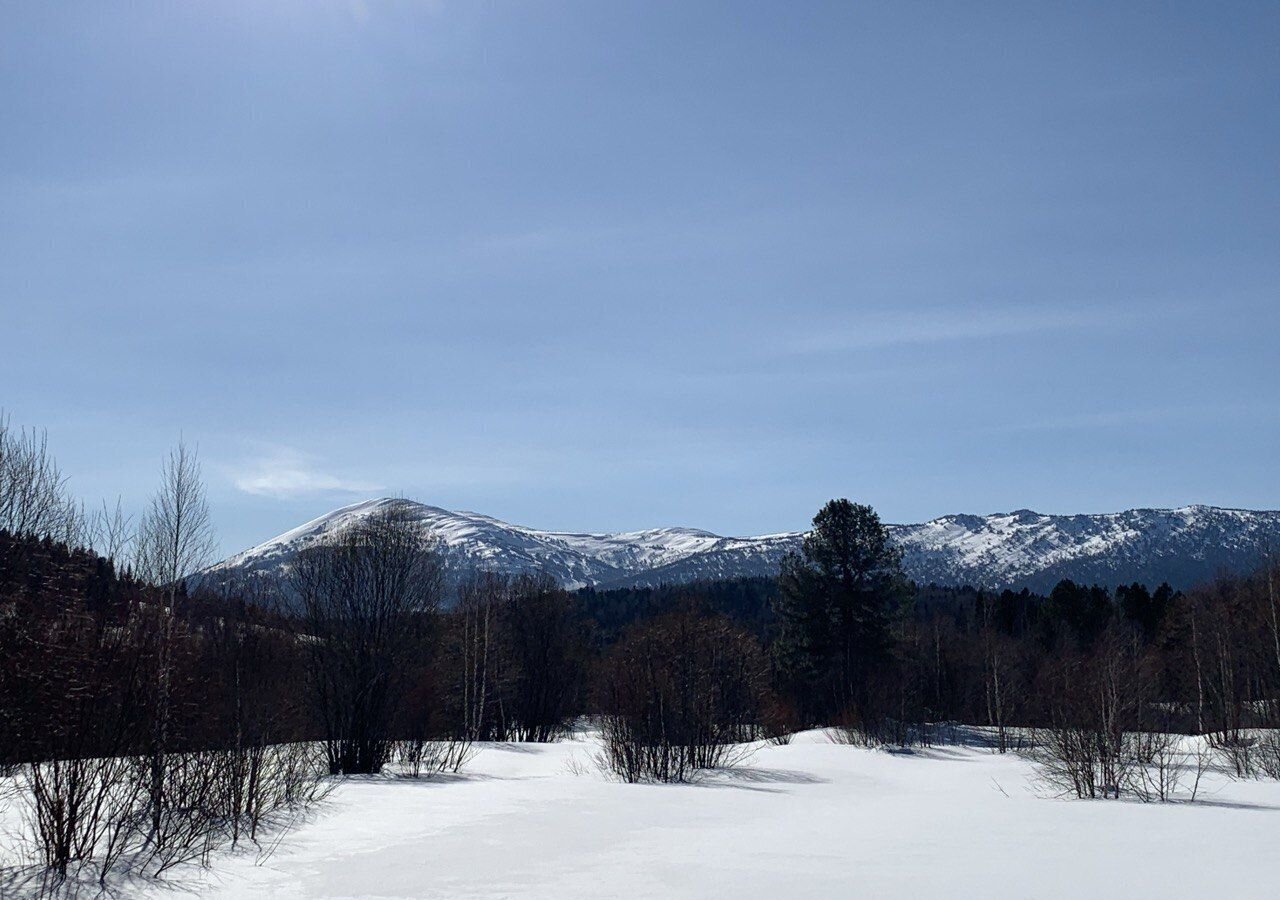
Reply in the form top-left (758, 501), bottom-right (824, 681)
top-left (114, 730), bottom-right (1280, 899)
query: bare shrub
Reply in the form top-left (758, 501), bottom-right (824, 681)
top-left (1029, 725), bottom-right (1098, 798)
top-left (1029, 635), bottom-right (1145, 799)
top-left (562, 752), bottom-right (592, 777)
top-left (210, 742), bottom-right (333, 847)
top-left (1208, 730), bottom-right (1258, 779)
top-left (1034, 727), bottom-right (1220, 803)
top-left (393, 739), bottom-right (474, 778)
top-left (13, 604), bottom-right (331, 883)
top-left (762, 696), bottom-right (800, 746)
top-left (21, 753), bottom-right (144, 879)
top-left (1188, 740), bottom-right (1214, 800)
top-left (832, 713), bottom-right (935, 750)
top-left (142, 751), bottom-right (224, 875)
top-left (1125, 731), bottom-right (1183, 802)
top-left (1255, 731), bottom-right (1280, 780)
top-left (9, 601), bottom-right (152, 882)
top-left (828, 709), bottom-right (881, 748)
top-left (597, 610), bottom-right (769, 783)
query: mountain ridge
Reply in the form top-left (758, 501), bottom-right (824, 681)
top-left (201, 498), bottom-right (1280, 594)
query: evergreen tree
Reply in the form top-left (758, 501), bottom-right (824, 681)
top-left (1043, 580), bottom-right (1114, 648)
top-left (772, 499), bottom-right (906, 723)
top-left (1117, 581), bottom-right (1174, 641)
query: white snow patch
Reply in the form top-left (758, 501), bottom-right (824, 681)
top-left (123, 731), bottom-right (1280, 900)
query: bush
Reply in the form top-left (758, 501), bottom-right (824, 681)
top-left (596, 610), bottom-right (770, 782)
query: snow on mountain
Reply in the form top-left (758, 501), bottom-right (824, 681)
top-left (201, 499), bottom-right (1280, 594)
top-left (892, 505), bottom-right (1280, 592)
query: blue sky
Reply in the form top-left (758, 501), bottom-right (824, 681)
top-left (2, 1), bottom-right (1277, 556)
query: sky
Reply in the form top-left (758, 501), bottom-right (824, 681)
top-left (2, 1), bottom-right (1278, 557)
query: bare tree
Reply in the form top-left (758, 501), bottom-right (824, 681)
top-left (976, 595), bottom-right (1021, 753)
top-left (1266, 549), bottom-right (1280, 683)
top-left (449, 572), bottom-right (587, 743)
top-left (134, 440), bottom-right (217, 841)
top-left (505, 574), bottom-right (588, 742)
top-left (455, 572), bottom-right (512, 741)
top-left (0, 412), bottom-right (79, 539)
top-left (90, 496), bottom-right (136, 571)
top-left (292, 500), bottom-right (444, 775)
top-left (135, 440), bottom-right (216, 598)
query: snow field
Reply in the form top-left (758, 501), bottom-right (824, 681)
top-left (131, 730), bottom-right (1280, 900)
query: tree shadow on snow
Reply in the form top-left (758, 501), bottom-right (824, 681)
top-left (880, 746), bottom-right (975, 762)
top-left (487, 742), bottom-right (545, 755)
top-left (850, 723), bottom-right (1028, 761)
top-left (389, 771), bottom-right (502, 786)
top-left (696, 766), bottom-right (830, 793)
top-left (0, 864), bottom-right (208, 900)
top-left (1175, 797), bottom-right (1280, 812)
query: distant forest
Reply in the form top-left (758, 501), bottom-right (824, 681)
top-left (3, 414), bottom-right (1280, 886)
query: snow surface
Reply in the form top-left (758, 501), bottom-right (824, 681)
top-left (130, 730), bottom-right (1280, 900)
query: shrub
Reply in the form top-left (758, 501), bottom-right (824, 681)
top-left (596, 610), bottom-right (770, 782)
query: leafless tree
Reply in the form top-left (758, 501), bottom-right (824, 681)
top-left (505, 574), bottom-right (588, 742)
top-left (292, 500), bottom-right (444, 775)
top-left (0, 412), bottom-right (79, 540)
top-left (135, 440), bottom-right (216, 598)
top-left (455, 572), bottom-right (513, 741)
top-left (134, 440), bottom-right (217, 841)
top-left (448, 572), bottom-right (587, 743)
top-left (976, 597), bottom-right (1021, 753)
top-left (89, 496), bottom-right (136, 571)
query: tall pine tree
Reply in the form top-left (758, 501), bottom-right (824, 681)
top-left (773, 499), bottom-right (906, 724)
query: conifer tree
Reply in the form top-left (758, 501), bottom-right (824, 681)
top-left (773, 499), bottom-right (906, 723)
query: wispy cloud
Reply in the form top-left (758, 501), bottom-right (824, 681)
top-left (231, 447), bottom-right (381, 499)
top-left (789, 305), bottom-right (1128, 354)
top-left (987, 401), bottom-right (1276, 435)
top-left (345, 0), bottom-right (444, 26)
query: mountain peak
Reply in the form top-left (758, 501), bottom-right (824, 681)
top-left (203, 503), bottom-right (1280, 595)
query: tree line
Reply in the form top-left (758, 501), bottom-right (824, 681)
top-left (3, 414), bottom-right (1280, 887)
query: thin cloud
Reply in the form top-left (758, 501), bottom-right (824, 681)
top-left (789, 305), bottom-right (1127, 354)
top-left (989, 401), bottom-right (1276, 435)
top-left (232, 448), bottom-right (381, 499)
top-left (345, 0), bottom-right (444, 25)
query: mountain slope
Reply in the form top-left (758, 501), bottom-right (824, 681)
top-left (202, 499), bottom-right (1280, 594)
top-left (891, 505), bottom-right (1280, 592)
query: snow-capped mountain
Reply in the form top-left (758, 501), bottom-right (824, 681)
top-left (201, 498), bottom-right (1280, 594)
top-left (893, 506), bottom-right (1280, 592)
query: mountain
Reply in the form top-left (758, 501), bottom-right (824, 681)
top-left (201, 499), bottom-right (1280, 595)
top-left (893, 506), bottom-right (1279, 592)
